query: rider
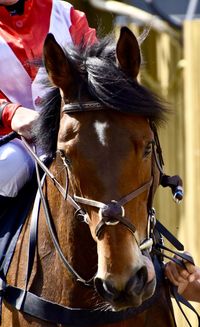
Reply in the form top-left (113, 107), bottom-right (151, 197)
top-left (165, 252), bottom-right (200, 302)
top-left (0, 0), bottom-right (96, 200)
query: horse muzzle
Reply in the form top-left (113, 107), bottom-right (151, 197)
top-left (94, 263), bottom-right (156, 310)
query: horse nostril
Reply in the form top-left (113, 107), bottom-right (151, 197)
top-left (126, 266), bottom-right (148, 296)
top-left (102, 280), bottom-right (118, 296)
top-left (95, 267), bottom-right (149, 303)
top-left (94, 277), bottom-right (105, 298)
top-left (94, 277), bottom-right (118, 300)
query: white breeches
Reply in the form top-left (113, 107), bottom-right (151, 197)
top-left (0, 138), bottom-right (35, 197)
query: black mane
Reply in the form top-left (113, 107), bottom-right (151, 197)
top-left (33, 34), bottom-right (167, 156)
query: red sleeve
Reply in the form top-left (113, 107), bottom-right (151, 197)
top-left (69, 7), bottom-right (97, 46)
top-left (0, 93), bottom-right (21, 135)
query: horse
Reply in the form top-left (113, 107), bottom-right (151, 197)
top-left (1, 26), bottom-right (177, 326)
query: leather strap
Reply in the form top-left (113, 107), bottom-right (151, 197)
top-left (15, 170), bottom-right (46, 310)
top-left (2, 255), bottom-right (164, 326)
top-left (2, 283), bottom-right (155, 326)
top-left (0, 132), bottom-right (18, 146)
top-left (95, 215), bottom-right (136, 239)
top-left (63, 101), bottom-right (105, 113)
top-left (36, 165), bottom-right (94, 286)
top-left (153, 223), bottom-right (200, 327)
top-left (74, 179), bottom-right (152, 209)
top-left (156, 220), bottom-right (184, 251)
top-left (171, 285), bottom-right (200, 327)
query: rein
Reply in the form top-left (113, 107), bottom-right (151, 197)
top-left (22, 136), bottom-right (154, 252)
top-left (21, 138), bottom-right (93, 286)
top-left (21, 100), bottom-right (184, 273)
top-left (0, 102), bottom-right (197, 327)
top-left (21, 138), bottom-right (86, 216)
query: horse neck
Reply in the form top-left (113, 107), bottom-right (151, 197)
top-left (37, 158), bottom-right (98, 308)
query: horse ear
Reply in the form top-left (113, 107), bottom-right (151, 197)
top-left (116, 27), bottom-right (141, 79)
top-left (43, 33), bottom-right (74, 93)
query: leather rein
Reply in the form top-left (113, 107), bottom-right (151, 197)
top-left (24, 101), bottom-right (161, 250)
top-left (20, 100), bottom-right (184, 283)
top-left (1, 100), bottom-right (185, 287)
top-left (0, 102), bottom-right (199, 327)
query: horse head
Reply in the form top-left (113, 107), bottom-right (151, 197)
top-left (40, 27), bottom-right (166, 311)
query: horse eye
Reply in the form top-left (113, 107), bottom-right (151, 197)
top-left (144, 142), bottom-right (153, 157)
top-left (58, 150), bottom-right (71, 167)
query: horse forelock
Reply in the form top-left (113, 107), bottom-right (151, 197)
top-left (66, 36), bottom-right (168, 121)
top-left (32, 85), bottom-right (61, 156)
top-left (33, 33), bottom-right (168, 156)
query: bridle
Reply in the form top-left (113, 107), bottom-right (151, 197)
top-left (1, 104), bottom-right (197, 327)
top-left (61, 101), bottom-right (160, 250)
top-left (74, 179), bottom-right (153, 247)
top-left (20, 100), bottom-right (180, 286)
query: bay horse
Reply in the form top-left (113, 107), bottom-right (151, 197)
top-left (2, 27), bottom-right (177, 326)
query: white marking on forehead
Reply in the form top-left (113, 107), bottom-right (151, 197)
top-left (94, 121), bottom-right (108, 146)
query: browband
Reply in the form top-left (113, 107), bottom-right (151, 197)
top-left (62, 101), bottom-right (106, 113)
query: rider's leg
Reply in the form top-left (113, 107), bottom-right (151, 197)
top-left (0, 195), bottom-right (14, 218)
top-left (0, 138), bottom-right (35, 197)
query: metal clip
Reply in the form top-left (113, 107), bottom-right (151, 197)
top-left (173, 186), bottom-right (184, 204)
top-left (139, 238), bottom-right (153, 251)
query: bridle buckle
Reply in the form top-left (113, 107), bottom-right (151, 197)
top-left (99, 200), bottom-right (125, 226)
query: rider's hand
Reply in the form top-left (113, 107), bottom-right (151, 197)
top-left (11, 106), bottom-right (39, 140)
top-left (165, 252), bottom-right (200, 294)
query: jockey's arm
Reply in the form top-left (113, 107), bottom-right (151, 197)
top-left (0, 95), bottom-right (39, 139)
top-left (70, 7), bottom-right (97, 46)
top-left (181, 280), bottom-right (200, 302)
top-left (0, 7), bottom-right (96, 138)
top-left (165, 253), bottom-right (200, 302)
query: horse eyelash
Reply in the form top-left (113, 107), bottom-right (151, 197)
top-left (58, 150), bottom-right (71, 167)
top-left (143, 142), bottom-right (153, 157)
